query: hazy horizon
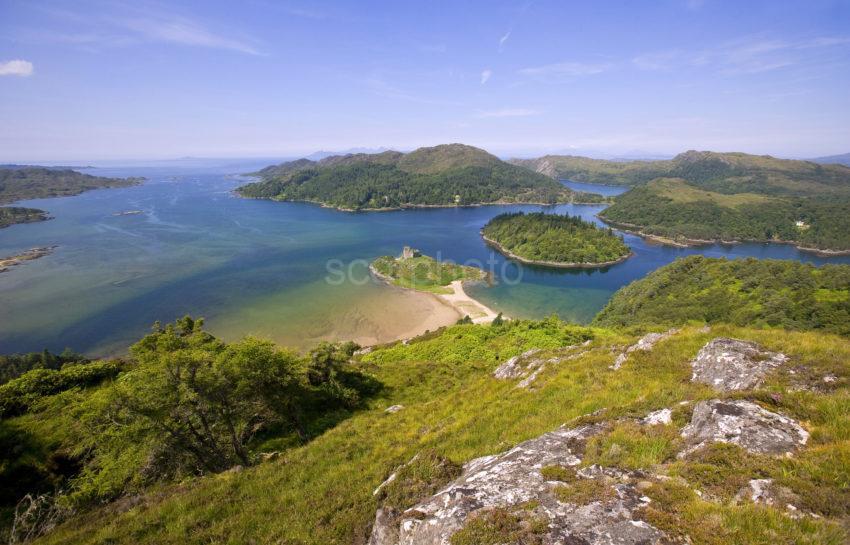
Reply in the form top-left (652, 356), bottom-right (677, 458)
top-left (2, 0), bottom-right (850, 161)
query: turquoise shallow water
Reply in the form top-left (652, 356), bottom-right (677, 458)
top-left (2, 160), bottom-right (849, 356)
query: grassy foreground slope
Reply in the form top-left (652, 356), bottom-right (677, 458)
top-left (28, 320), bottom-right (850, 545)
top-left (237, 144), bottom-right (605, 210)
top-left (481, 212), bottom-right (631, 267)
top-left (594, 256), bottom-right (850, 335)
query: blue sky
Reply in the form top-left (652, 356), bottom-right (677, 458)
top-left (1, 0), bottom-right (849, 161)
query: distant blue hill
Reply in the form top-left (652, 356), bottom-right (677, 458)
top-left (811, 153), bottom-right (850, 166)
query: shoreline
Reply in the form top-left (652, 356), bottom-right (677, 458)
top-left (235, 193), bottom-right (606, 213)
top-left (369, 264), bottom-right (502, 325)
top-left (597, 217), bottom-right (850, 255)
top-left (481, 233), bottom-right (632, 269)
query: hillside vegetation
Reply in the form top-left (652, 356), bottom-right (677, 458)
top-left (515, 151), bottom-right (850, 251)
top-left (237, 144), bottom-right (605, 210)
top-left (600, 178), bottom-right (850, 251)
top-left (1, 260), bottom-right (848, 545)
top-left (481, 212), bottom-right (631, 267)
top-left (594, 256), bottom-right (850, 335)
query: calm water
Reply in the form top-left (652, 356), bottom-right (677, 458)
top-left (2, 162), bottom-right (849, 356)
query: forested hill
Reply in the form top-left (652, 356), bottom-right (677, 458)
top-left (513, 151), bottom-right (850, 251)
top-left (237, 144), bottom-right (605, 210)
top-left (482, 212), bottom-right (631, 266)
top-left (0, 167), bottom-right (141, 205)
top-left (512, 150), bottom-right (850, 196)
top-left (594, 255), bottom-right (850, 335)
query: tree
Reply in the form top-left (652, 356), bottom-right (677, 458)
top-left (115, 317), bottom-right (306, 473)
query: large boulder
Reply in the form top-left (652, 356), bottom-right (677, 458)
top-left (690, 338), bottom-right (788, 392)
top-left (368, 423), bottom-right (670, 545)
top-left (680, 399), bottom-right (808, 456)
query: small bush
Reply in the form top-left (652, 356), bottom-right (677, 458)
top-left (553, 478), bottom-right (614, 505)
top-left (450, 507), bottom-right (548, 545)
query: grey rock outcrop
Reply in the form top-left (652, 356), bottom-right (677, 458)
top-left (611, 329), bottom-right (679, 370)
top-left (690, 338), bottom-right (788, 391)
top-left (680, 400), bottom-right (808, 456)
top-left (494, 342), bottom-right (593, 389)
top-left (493, 349), bottom-right (541, 380)
top-left (368, 423), bottom-right (669, 545)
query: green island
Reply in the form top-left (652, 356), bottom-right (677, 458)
top-left (0, 207), bottom-right (49, 229)
top-left (513, 150), bottom-right (850, 252)
top-left (2, 259), bottom-right (849, 545)
top-left (481, 212), bottom-right (632, 268)
top-left (0, 166), bottom-right (142, 228)
top-left (370, 249), bottom-right (487, 294)
top-left (236, 144), bottom-right (606, 210)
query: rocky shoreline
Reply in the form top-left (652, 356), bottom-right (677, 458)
top-left (598, 217), bottom-right (850, 255)
top-left (0, 245), bottom-right (57, 273)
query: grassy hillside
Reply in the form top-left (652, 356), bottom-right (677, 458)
top-left (238, 144), bottom-right (605, 210)
top-left (599, 178), bottom-right (850, 251)
top-left (13, 320), bottom-right (849, 545)
top-left (3, 260), bottom-right (849, 544)
top-left (481, 212), bottom-right (631, 266)
top-left (371, 253), bottom-right (487, 294)
top-left (594, 256), bottom-right (850, 335)
top-left (515, 151), bottom-right (850, 250)
top-left (513, 150), bottom-right (850, 196)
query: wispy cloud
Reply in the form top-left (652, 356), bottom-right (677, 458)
top-left (480, 69), bottom-right (492, 84)
top-left (499, 30), bottom-right (511, 52)
top-left (29, 4), bottom-right (263, 56)
top-left (633, 35), bottom-right (850, 75)
top-left (0, 60), bottom-right (34, 77)
top-left (475, 108), bottom-right (539, 119)
top-left (518, 61), bottom-right (610, 78)
top-left (117, 16), bottom-right (262, 55)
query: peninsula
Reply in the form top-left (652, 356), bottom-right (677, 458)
top-left (513, 150), bottom-right (850, 252)
top-left (0, 166), bottom-right (143, 228)
top-left (237, 144), bottom-right (605, 210)
top-left (481, 212), bottom-right (632, 268)
top-left (370, 248), bottom-right (501, 323)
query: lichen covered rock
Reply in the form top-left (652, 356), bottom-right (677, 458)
top-left (611, 329), bottom-right (679, 370)
top-left (368, 423), bottom-right (670, 545)
top-left (690, 338), bottom-right (788, 392)
top-left (680, 399), bottom-right (808, 456)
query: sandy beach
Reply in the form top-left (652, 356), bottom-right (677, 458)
top-left (435, 280), bottom-right (502, 324)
